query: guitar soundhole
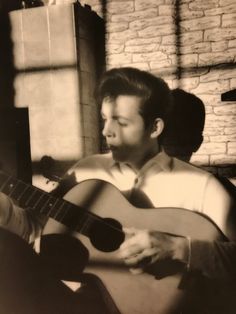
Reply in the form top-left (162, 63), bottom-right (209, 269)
top-left (89, 218), bottom-right (125, 252)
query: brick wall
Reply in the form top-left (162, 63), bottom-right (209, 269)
top-left (75, 0), bottom-right (236, 177)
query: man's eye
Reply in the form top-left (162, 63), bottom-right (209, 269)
top-left (118, 121), bottom-right (128, 126)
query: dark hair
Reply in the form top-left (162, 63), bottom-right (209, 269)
top-left (95, 67), bottom-right (173, 132)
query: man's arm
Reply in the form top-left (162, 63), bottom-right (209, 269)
top-left (0, 192), bottom-right (45, 242)
top-left (120, 176), bottom-right (236, 281)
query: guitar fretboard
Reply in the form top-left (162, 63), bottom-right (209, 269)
top-left (0, 171), bottom-right (96, 236)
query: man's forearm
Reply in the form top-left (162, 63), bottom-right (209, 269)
top-left (189, 240), bottom-right (236, 281)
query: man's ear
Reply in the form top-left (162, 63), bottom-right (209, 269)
top-left (150, 118), bottom-right (164, 139)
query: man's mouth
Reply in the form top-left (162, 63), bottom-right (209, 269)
top-left (108, 145), bottom-right (118, 151)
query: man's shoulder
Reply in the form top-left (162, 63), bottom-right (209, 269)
top-left (67, 153), bottom-right (114, 183)
top-left (172, 157), bottom-right (212, 178)
top-left (73, 153), bottom-right (113, 169)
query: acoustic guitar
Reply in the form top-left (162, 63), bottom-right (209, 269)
top-left (0, 172), bottom-right (226, 314)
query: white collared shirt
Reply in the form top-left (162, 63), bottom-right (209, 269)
top-left (68, 151), bottom-right (234, 239)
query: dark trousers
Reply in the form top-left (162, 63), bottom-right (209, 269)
top-left (0, 228), bottom-right (115, 314)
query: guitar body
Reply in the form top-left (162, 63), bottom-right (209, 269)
top-left (43, 179), bottom-right (225, 314)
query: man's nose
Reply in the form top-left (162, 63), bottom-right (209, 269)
top-left (102, 120), bottom-right (115, 137)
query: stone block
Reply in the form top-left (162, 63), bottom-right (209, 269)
top-left (159, 5), bottom-right (173, 16)
top-left (138, 24), bottom-right (175, 38)
top-left (159, 45), bottom-right (176, 54)
top-left (125, 43), bottom-right (157, 53)
top-left (200, 68), bottom-right (236, 83)
top-left (210, 134), bottom-right (236, 143)
top-left (111, 8), bottom-right (157, 23)
top-left (107, 22), bottom-right (129, 33)
top-left (214, 104), bottom-right (236, 116)
top-left (106, 43), bottom-right (125, 54)
top-left (222, 13), bottom-right (236, 28)
top-left (205, 28), bottom-right (235, 41)
top-left (115, 62), bottom-right (150, 71)
top-left (180, 31), bottom-right (203, 45)
top-left (190, 154), bottom-right (209, 165)
top-left (205, 113), bottom-right (236, 128)
top-left (149, 59), bottom-right (172, 70)
top-left (180, 54), bottom-right (198, 67)
top-left (180, 4), bottom-right (204, 20)
top-left (181, 42), bottom-right (211, 54)
top-left (231, 78), bottom-right (236, 89)
top-left (133, 51), bottom-right (167, 63)
top-left (205, 8), bottom-right (225, 16)
top-left (106, 52), bottom-right (132, 65)
top-left (225, 127), bottom-right (236, 135)
top-left (180, 77), bottom-right (200, 90)
top-left (162, 34), bottom-right (175, 45)
top-left (210, 154), bottom-right (236, 165)
top-left (228, 142), bottom-right (236, 155)
top-left (200, 94), bottom-right (221, 107)
top-left (107, 1), bottom-right (134, 14)
top-left (229, 39), bottom-right (236, 48)
top-left (197, 142), bottom-right (226, 155)
top-left (180, 16), bottom-right (220, 32)
top-left (199, 51), bottom-right (236, 67)
top-left (189, 0), bottom-right (218, 10)
top-left (126, 37), bottom-right (161, 46)
top-left (134, 0), bottom-right (163, 11)
top-left (108, 29), bottom-right (137, 42)
top-left (211, 41), bottom-right (228, 52)
top-left (193, 81), bottom-right (229, 95)
top-left (203, 127), bottom-right (225, 136)
top-left (130, 16), bottom-right (173, 31)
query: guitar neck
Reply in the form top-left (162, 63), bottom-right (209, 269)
top-left (0, 171), bottom-right (94, 237)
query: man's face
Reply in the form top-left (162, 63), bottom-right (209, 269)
top-left (101, 95), bottom-right (156, 168)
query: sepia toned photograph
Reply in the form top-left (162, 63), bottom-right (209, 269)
top-left (0, 0), bottom-right (236, 313)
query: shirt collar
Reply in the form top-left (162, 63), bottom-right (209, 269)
top-left (110, 150), bottom-right (173, 176)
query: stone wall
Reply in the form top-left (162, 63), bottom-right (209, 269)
top-left (75, 0), bottom-right (236, 178)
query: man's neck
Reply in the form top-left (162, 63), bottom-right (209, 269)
top-left (125, 146), bottom-right (162, 173)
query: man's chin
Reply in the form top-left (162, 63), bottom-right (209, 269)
top-left (111, 150), bottom-right (126, 162)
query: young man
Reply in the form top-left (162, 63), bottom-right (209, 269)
top-left (0, 67), bottom-right (235, 313)
top-left (63, 67), bottom-right (236, 312)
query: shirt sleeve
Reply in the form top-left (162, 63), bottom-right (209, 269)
top-left (0, 192), bottom-right (46, 243)
top-left (189, 176), bottom-right (236, 281)
top-left (190, 240), bottom-right (236, 281)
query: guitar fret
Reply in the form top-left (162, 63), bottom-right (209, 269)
top-left (18, 185), bottom-right (32, 206)
top-left (79, 214), bottom-right (93, 235)
top-left (46, 198), bottom-right (64, 218)
top-left (0, 172), bottom-right (11, 190)
top-left (0, 171), bottom-right (104, 238)
top-left (55, 201), bottom-right (85, 230)
top-left (0, 175), bottom-right (14, 194)
top-left (39, 196), bottom-right (57, 216)
top-left (55, 201), bottom-right (70, 222)
top-left (13, 182), bottom-right (30, 201)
